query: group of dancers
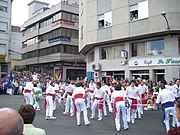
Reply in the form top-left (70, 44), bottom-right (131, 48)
top-left (22, 76), bottom-right (180, 133)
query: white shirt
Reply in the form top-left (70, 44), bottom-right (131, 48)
top-left (89, 83), bottom-right (96, 91)
top-left (170, 84), bottom-right (180, 98)
top-left (72, 87), bottom-right (85, 98)
top-left (94, 88), bottom-right (106, 99)
top-left (138, 84), bottom-right (148, 95)
top-left (126, 86), bottom-right (140, 100)
top-left (101, 85), bottom-right (111, 95)
top-left (111, 90), bottom-right (126, 103)
top-left (46, 85), bottom-right (55, 94)
top-left (24, 82), bottom-right (34, 91)
top-left (156, 89), bottom-right (175, 104)
top-left (54, 83), bottom-right (59, 90)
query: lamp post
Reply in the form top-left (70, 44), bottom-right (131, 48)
top-left (161, 11), bottom-right (170, 31)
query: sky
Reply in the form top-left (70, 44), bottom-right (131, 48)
top-left (11, 0), bottom-right (60, 26)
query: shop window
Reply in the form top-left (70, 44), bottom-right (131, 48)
top-left (98, 11), bottom-right (112, 29)
top-left (130, 0), bottom-right (148, 21)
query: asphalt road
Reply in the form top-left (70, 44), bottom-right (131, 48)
top-left (0, 95), bottom-right (165, 135)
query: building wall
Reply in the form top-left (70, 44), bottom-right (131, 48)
top-left (0, 0), bottom-right (12, 77)
top-left (80, 0), bottom-right (180, 82)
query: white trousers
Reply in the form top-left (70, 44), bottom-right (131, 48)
top-left (127, 99), bottom-right (137, 122)
top-left (64, 95), bottom-right (74, 114)
top-left (137, 100), bottom-right (142, 118)
top-left (105, 95), bottom-right (113, 113)
top-left (115, 101), bottom-right (128, 130)
top-left (24, 93), bottom-right (34, 105)
top-left (75, 99), bottom-right (89, 125)
top-left (46, 96), bottom-right (54, 117)
top-left (164, 107), bottom-right (177, 132)
top-left (91, 99), bottom-right (106, 119)
top-left (87, 92), bottom-right (94, 108)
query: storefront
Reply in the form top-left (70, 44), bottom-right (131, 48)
top-left (129, 57), bottom-right (180, 82)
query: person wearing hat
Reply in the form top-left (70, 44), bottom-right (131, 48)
top-left (72, 82), bottom-right (90, 126)
top-left (156, 80), bottom-right (178, 133)
top-left (111, 84), bottom-right (129, 132)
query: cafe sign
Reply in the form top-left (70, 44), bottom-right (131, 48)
top-left (129, 57), bottom-right (180, 67)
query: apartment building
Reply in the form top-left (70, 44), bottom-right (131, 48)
top-left (0, 0), bottom-right (13, 77)
top-left (21, 0), bottom-right (85, 80)
top-left (79, 0), bottom-right (180, 82)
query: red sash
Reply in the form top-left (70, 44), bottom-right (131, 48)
top-left (24, 89), bottom-right (31, 93)
top-left (46, 93), bottom-right (53, 96)
top-left (95, 97), bottom-right (103, 100)
top-left (113, 97), bottom-right (124, 113)
top-left (141, 93), bottom-right (147, 104)
top-left (67, 92), bottom-right (72, 96)
top-left (129, 98), bottom-right (137, 110)
top-left (55, 90), bottom-right (59, 93)
top-left (106, 90), bottom-right (108, 94)
top-left (73, 94), bottom-right (84, 116)
top-left (89, 90), bottom-right (94, 93)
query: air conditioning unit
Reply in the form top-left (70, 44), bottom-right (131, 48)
top-left (92, 63), bottom-right (101, 71)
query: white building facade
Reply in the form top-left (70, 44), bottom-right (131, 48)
top-left (0, 0), bottom-right (13, 77)
top-left (79, 0), bottom-right (180, 82)
top-left (21, 0), bottom-right (86, 80)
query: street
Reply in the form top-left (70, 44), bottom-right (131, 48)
top-left (0, 95), bottom-right (165, 135)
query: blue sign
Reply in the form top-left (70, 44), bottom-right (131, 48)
top-left (48, 36), bottom-right (71, 43)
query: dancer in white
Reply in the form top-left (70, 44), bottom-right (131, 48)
top-left (137, 80), bottom-right (148, 118)
top-left (62, 81), bottom-right (74, 116)
top-left (111, 84), bottom-right (129, 132)
top-left (101, 81), bottom-right (113, 114)
top-left (90, 82), bottom-right (106, 121)
top-left (45, 81), bottom-right (56, 120)
top-left (126, 80), bottom-right (140, 124)
top-left (156, 80), bottom-right (177, 133)
top-left (23, 78), bottom-right (34, 105)
top-left (87, 79), bottom-right (96, 109)
top-left (72, 82), bottom-right (90, 126)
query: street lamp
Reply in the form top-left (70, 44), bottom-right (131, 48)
top-left (161, 11), bottom-right (170, 31)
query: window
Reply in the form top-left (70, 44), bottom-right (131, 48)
top-left (98, 11), bottom-right (112, 29)
top-left (64, 45), bottom-right (78, 54)
top-left (130, 0), bottom-right (148, 21)
top-left (132, 42), bottom-right (146, 57)
top-left (101, 47), bottom-right (113, 59)
top-left (0, 22), bottom-right (7, 32)
top-left (132, 39), bottom-right (164, 57)
top-left (0, 44), bottom-right (5, 55)
top-left (114, 45), bottom-right (125, 59)
top-left (146, 40), bottom-right (164, 55)
top-left (0, 5), bottom-right (7, 12)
